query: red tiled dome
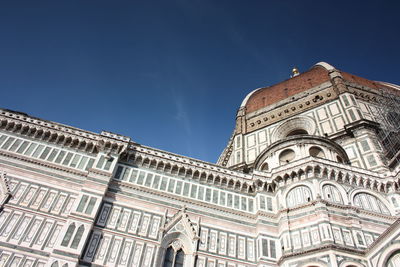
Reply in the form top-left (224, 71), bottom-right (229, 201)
top-left (243, 63), bottom-right (400, 114)
top-left (245, 66), bottom-right (330, 113)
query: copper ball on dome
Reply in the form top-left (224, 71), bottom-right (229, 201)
top-left (292, 67), bottom-right (300, 77)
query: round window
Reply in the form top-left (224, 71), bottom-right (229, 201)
top-left (279, 149), bottom-right (295, 164)
top-left (309, 146), bottom-right (325, 158)
top-left (286, 129), bottom-right (308, 137)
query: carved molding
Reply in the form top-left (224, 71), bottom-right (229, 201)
top-left (0, 109), bottom-right (128, 155)
top-left (162, 206), bottom-right (199, 241)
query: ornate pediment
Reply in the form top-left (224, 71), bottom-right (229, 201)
top-left (162, 206), bottom-right (199, 241)
top-left (155, 206), bottom-right (200, 267)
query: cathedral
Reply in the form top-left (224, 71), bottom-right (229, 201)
top-left (0, 62), bottom-right (400, 267)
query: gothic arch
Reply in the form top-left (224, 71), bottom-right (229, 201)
top-left (284, 183), bottom-right (314, 208)
top-left (157, 233), bottom-right (196, 267)
top-left (142, 158), bottom-right (150, 167)
top-left (221, 177), bottom-right (227, 187)
top-left (375, 243), bottom-right (400, 267)
top-left (165, 163), bottom-right (172, 173)
top-left (157, 161), bottom-right (165, 171)
top-left (283, 181), bottom-right (315, 200)
top-left (71, 225), bottom-right (85, 249)
top-left (228, 179), bottom-right (234, 189)
top-left (150, 159), bottom-right (157, 169)
top-left (61, 223), bottom-right (76, 247)
top-left (160, 231), bottom-right (195, 254)
top-left (155, 208), bottom-right (198, 267)
top-left (193, 170), bottom-right (199, 179)
top-left (171, 165), bottom-right (179, 175)
top-left (320, 181), bottom-right (349, 204)
top-left (349, 189), bottom-right (394, 215)
top-left (178, 166), bottom-right (185, 176)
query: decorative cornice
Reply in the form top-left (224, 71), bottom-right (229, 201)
top-left (120, 144), bottom-right (400, 195)
top-left (279, 217), bottom-right (400, 264)
top-left (112, 181), bottom-right (258, 220)
top-left (245, 86), bottom-right (336, 134)
top-left (2, 109), bottom-right (399, 195)
top-left (254, 157), bottom-right (400, 194)
top-left (253, 135), bottom-right (351, 170)
top-left (278, 243), bottom-right (364, 264)
top-left (365, 218), bottom-right (400, 254)
top-left (122, 144), bottom-right (256, 194)
top-left (0, 108), bottom-right (128, 155)
top-left (0, 150), bottom-right (89, 177)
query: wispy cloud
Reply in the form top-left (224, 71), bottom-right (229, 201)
top-left (171, 89), bottom-right (191, 136)
top-left (170, 88), bottom-right (194, 156)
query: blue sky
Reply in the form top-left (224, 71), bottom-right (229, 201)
top-left (1, 1), bottom-right (399, 163)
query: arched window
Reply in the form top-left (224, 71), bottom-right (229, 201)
top-left (51, 262), bottom-right (59, 267)
top-left (175, 250), bottom-right (184, 267)
top-left (286, 186), bottom-right (312, 208)
top-left (61, 223), bottom-right (76, 247)
top-left (387, 251), bottom-right (400, 267)
top-left (309, 146), bottom-right (325, 158)
top-left (322, 184), bottom-right (343, 204)
top-left (353, 193), bottom-right (390, 215)
top-left (163, 247), bottom-right (174, 267)
top-left (260, 162), bottom-right (269, 171)
top-left (163, 247), bottom-right (184, 267)
top-left (279, 149), bottom-right (295, 165)
top-left (286, 129), bottom-right (308, 137)
top-left (70, 225), bottom-right (84, 249)
top-left (271, 116), bottom-right (316, 142)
